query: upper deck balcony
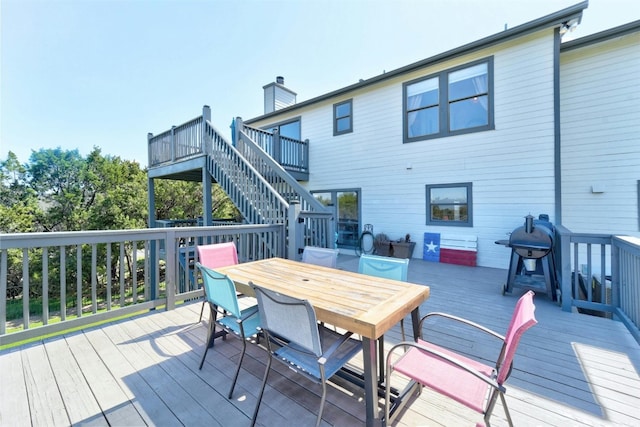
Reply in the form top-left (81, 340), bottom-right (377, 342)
top-left (147, 107), bottom-right (309, 182)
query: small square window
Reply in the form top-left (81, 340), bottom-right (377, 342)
top-left (333, 99), bottom-right (353, 136)
top-left (426, 183), bottom-right (473, 227)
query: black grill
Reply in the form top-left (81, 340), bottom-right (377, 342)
top-left (497, 214), bottom-right (559, 301)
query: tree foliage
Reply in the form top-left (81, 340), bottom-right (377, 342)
top-left (1, 148), bottom-right (241, 306)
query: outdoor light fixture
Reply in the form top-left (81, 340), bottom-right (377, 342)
top-left (559, 19), bottom-right (579, 35)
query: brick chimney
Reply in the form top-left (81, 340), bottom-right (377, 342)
top-left (263, 76), bottom-right (297, 114)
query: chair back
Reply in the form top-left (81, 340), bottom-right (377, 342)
top-left (302, 246), bottom-right (339, 268)
top-left (358, 254), bottom-right (409, 281)
top-left (197, 242), bottom-right (238, 268)
top-left (196, 263), bottom-right (241, 318)
top-left (251, 284), bottom-right (323, 357)
top-left (496, 290), bottom-right (537, 384)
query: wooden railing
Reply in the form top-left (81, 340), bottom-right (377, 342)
top-left (203, 119), bottom-right (289, 227)
top-left (556, 227), bottom-right (640, 342)
top-left (148, 113), bottom-right (205, 166)
top-left (147, 107), bottom-right (334, 262)
top-left (237, 119), bottom-right (309, 179)
top-left (0, 224), bottom-right (284, 346)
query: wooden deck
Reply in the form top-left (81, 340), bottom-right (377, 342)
top-left (1, 256), bottom-right (639, 426)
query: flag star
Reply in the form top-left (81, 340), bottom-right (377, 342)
top-left (426, 241), bottom-right (438, 252)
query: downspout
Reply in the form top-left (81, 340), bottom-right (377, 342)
top-left (553, 27), bottom-right (562, 223)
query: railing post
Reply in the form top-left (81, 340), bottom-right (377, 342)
top-left (165, 229), bottom-right (176, 310)
top-left (303, 138), bottom-right (309, 170)
top-left (557, 225), bottom-right (573, 312)
top-left (234, 117), bottom-right (243, 149)
top-left (273, 128), bottom-right (281, 163)
top-left (611, 237), bottom-right (620, 309)
top-left (147, 132), bottom-right (153, 167)
top-left (287, 199), bottom-right (301, 260)
top-left (202, 105), bottom-right (211, 154)
top-left (170, 125), bottom-right (176, 162)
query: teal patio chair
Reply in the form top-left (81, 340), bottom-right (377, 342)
top-left (249, 282), bottom-right (362, 427)
top-left (358, 254), bottom-right (410, 377)
top-left (196, 262), bottom-right (261, 399)
top-left (358, 254), bottom-right (410, 339)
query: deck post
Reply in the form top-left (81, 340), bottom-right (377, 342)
top-left (273, 128), bottom-right (281, 163)
top-left (170, 125), bottom-right (176, 162)
top-left (165, 228), bottom-right (177, 310)
top-left (287, 199), bottom-right (301, 260)
top-left (202, 106), bottom-right (213, 226)
top-left (202, 105), bottom-right (211, 153)
top-left (234, 117), bottom-right (243, 149)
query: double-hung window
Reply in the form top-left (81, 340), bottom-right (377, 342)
top-left (404, 57), bottom-right (493, 142)
top-left (333, 99), bottom-right (353, 135)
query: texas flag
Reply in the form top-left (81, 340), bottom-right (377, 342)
top-left (423, 232), bottom-right (477, 266)
top-left (423, 233), bottom-right (441, 262)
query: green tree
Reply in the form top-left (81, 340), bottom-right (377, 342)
top-left (0, 151), bottom-right (41, 233)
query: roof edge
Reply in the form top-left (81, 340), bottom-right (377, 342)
top-left (561, 19), bottom-right (640, 52)
top-left (246, 1), bottom-right (588, 124)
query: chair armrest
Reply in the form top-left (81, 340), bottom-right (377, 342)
top-left (318, 330), bottom-right (355, 364)
top-left (236, 305), bottom-right (259, 323)
top-left (419, 312), bottom-right (505, 341)
top-left (387, 341), bottom-right (506, 393)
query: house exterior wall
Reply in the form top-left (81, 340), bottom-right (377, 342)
top-left (560, 31), bottom-right (640, 237)
top-left (249, 30), bottom-right (559, 269)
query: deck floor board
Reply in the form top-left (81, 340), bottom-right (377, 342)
top-left (1, 255), bottom-right (639, 426)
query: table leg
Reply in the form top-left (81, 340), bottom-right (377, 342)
top-left (362, 337), bottom-right (381, 427)
top-left (410, 307), bottom-right (421, 340)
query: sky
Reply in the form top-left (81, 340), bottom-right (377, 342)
top-left (2, 0), bottom-right (639, 168)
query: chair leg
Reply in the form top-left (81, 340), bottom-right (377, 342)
top-left (198, 300), bottom-right (206, 322)
top-left (199, 314), bottom-right (216, 370)
top-left (251, 349), bottom-right (273, 427)
top-left (228, 333), bottom-right (247, 399)
top-left (316, 379), bottom-right (327, 427)
top-left (499, 391), bottom-right (513, 427)
top-left (400, 319), bottom-right (406, 341)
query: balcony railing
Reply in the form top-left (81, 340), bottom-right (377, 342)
top-left (0, 224), bottom-right (284, 346)
top-left (3, 226), bottom-right (638, 346)
top-left (556, 227), bottom-right (640, 342)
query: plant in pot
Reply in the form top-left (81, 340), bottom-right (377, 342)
top-left (391, 234), bottom-right (416, 259)
top-left (373, 233), bottom-right (391, 256)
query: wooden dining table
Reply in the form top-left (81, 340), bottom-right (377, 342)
top-left (215, 257), bottom-right (430, 426)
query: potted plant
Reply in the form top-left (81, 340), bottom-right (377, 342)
top-left (390, 234), bottom-right (415, 259)
top-left (373, 233), bottom-right (392, 256)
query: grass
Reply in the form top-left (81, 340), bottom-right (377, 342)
top-left (0, 309), bottom-right (151, 351)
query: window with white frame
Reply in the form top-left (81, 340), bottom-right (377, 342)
top-left (333, 99), bottom-right (353, 135)
top-left (404, 58), bottom-right (493, 142)
top-left (426, 183), bottom-right (473, 227)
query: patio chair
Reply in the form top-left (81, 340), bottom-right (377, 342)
top-left (195, 263), bottom-right (261, 399)
top-left (196, 242), bottom-right (239, 322)
top-left (301, 245), bottom-right (339, 268)
top-left (359, 254), bottom-right (409, 338)
top-left (384, 290), bottom-right (537, 427)
top-left (249, 282), bottom-right (362, 427)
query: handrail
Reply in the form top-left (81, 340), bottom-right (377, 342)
top-left (556, 226), bottom-right (640, 342)
top-left (204, 120), bottom-right (289, 225)
top-left (240, 122), bottom-right (309, 174)
top-left (236, 120), bottom-right (327, 214)
top-left (148, 112), bottom-right (205, 166)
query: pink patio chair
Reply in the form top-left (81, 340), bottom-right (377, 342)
top-left (196, 242), bottom-right (239, 322)
top-left (384, 290), bottom-right (537, 427)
